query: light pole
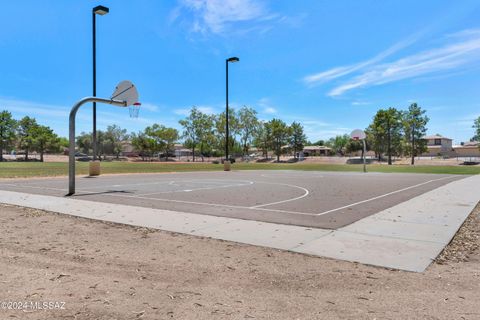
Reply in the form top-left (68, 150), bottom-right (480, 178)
top-left (92, 5), bottom-right (109, 161)
top-left (225, 57), bottom-right (239, 168)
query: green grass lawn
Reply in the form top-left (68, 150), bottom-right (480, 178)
top-left (0, 161), bottom-right (479, 178)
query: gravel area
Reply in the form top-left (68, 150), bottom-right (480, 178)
top-left (0, 203), bottom-right (479, 320)
top-left (436, 202), bottom-right (480, 263)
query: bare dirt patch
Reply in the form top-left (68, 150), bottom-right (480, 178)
top-left (0, 203), bottom-right (479, 320)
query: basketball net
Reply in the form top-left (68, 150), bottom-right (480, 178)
top-left (129, 102), bottom-right (141, 118)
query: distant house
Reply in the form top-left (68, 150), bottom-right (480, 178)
top-left (174, 143), bottom-right (193, 158)
top-left (302, 145), bottom-right (332, 156)
top-left (421, 135), bottom-right (453, 156)
top-left (452, 141), bottom-right (480, 157)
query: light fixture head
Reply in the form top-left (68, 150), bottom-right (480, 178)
top-left (227, 57), bottom-right (240, 63)
top-left (93, 5), bottom-right (109, 15)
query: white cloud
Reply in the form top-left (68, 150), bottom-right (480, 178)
top-left (173, 105), bottom-right (217, 116)
top-left (173, 0), bottom-right (282, 35)
top-left (305, 28), bottom-right (480, 97)
top-left (303, 28), bottom-right (480, 97)
top-left (0, 97), bottom-right (68, 118)
top-left (197, 106), bottom-right (216, 114)
top-left (263, 107), bottom-right (276, 114)
top-left (257, 97), bottom-right (277, 114)
top-left (303, 33), bottom-right (422, 86)
top-left (173, 108), bottom-right (190, 116)
top-left (351, 101), bottom-right (371, 106)
top-left (329, 33), bottom-right (480, 96)
top-left (139, 102), bottom-right (159, 112)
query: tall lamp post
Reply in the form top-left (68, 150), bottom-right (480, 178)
top-left (92, 5), bottom-right (109, 162)
top-left (225, 56), bottom-right (239, 171)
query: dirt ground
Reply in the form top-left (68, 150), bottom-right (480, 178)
top-left (0, 204), bottom-right (479, 320)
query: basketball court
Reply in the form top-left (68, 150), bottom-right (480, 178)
top-left (0, 170), bottom-right (465, 229)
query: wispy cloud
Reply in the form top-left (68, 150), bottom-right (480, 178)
top-left (0, 97), bottom-right (68, 118)
top-left (263, 107), bottom-right (277, 114)
top-left (351, 101), bottom-right (371, 106)
top-left (303, 28), bottom-right (480, 97)
top-left (303, 33), bottom-right (422, 86)
top-left (257, 97), bottom-right (277, 114)
top-left (172, 0), bottom-right (282, 36)
top-left (140, 102), bottom-right (159, 112)
top-left (173, 105), bottom-right (217, 116)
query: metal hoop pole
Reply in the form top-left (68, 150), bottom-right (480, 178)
top-left (68, 97), bottom-right (126, 195)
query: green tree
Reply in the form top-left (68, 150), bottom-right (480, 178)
top-left (131, 131), bottom-right (155, 161)
top-left (304, 139), bottom-right (325, 146)
top-left (17, 116), bottom-right (39, 160)
top-left (159, 127), bottom-right (179, 161)
top-left (289, 121), bottom-right (306, 159)
top-left (179, 107), bottom-right (214, 162)
top-left (145, 124), bottom-right (166, 158)
top-left (33, 125), bottom-right (60, 162)
top-left (369, 108), bottom-right (403, 165)
top-left (0, 110), bottom-right (17, 161)
top-left (403, 103), bottom-right (429, 165)
top-left (58, 137), bottom-right (69, 149)
top-left (105, 125), bottom-right (129, 159)
top-left (96, 130), bottom-right (108, 159)
top-left (345, 139), bottom-right (363, 156)
top-left (214, 108), bottom-right (240, 158)
top-left (472, 116), bottom-right (480, 142)
top-left (267, 118), bottom-right (290, 162)
top-left (145, 124), bottom-right (179, 161)
top-left (253, 121), bottom-right (271, 159)
top-left (326, 134), bottom-right (349, 155)
top-left (238, 106), bottom-right (259, 156)
top-left (76, 132), bottom-right (92, 155)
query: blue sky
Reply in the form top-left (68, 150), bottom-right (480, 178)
top-left (1, 0), bottom-right (480, 144)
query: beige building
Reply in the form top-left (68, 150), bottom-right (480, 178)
top-left (421, 135), bottom-right (453, 156)
top-left (302, 146), bottom-right (332, 156)
top-left (452, 141), bottom-right (480, 157)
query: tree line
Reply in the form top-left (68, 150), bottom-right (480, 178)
top-left (311, 103), bottom-right (429, 165)
top-left (0, 111), bottom-right (65, 161)
top-left (2, 103), bottom-right (478, 163)
top-left (177, 106), bottom-right (307, 162)
top-left (74, 105), bottom-right (307, 162)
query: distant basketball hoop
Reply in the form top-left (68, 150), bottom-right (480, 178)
top-left (350, 129), bottom-right (366, 140)
top-left (350, 129), bottom-right (367, 173)
top-left (129, 102), bottom-right (141, 118)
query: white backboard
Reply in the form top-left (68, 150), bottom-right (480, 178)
top-left (350, 129), bottom-right (366, 140)
top-left (111, 80), bottom-right (139, 106)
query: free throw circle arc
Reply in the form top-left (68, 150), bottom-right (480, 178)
top-left (111, 80), bottom-right (139, 106)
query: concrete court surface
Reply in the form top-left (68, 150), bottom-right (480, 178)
top-left (1, 170), bottom-right (479, 271)
top-left (0, 170), bottom-right (467, 229)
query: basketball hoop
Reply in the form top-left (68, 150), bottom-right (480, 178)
top-left (350, 129), bottom-right (367, 173)
top-left (350, 129), bottom-right (366, 140)
top-left (129, 102), bottom-right (141, 118)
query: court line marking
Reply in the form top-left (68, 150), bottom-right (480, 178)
top-left (137, 181), bottom-right (254, 196)
top-left (315, 175), bottom-right (458, 216)
top-left (0, 182), bottom-right (317, 216)
top-left (249, 182), bottom-right (310, 208)
top-left (0, 175), bottom-right (460, 218)
top-left (77, 190), bottom-right (318, 216)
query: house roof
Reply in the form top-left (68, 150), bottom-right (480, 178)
top-left (462, 141), bottom-right (479, 147)
top-left (422, 135), bottom-right (452, 140)
top-left (303, 146), bottom-right (332, 151)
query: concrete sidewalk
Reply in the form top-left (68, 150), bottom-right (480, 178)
top-left (1, 174), bottom-right (478, 272)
